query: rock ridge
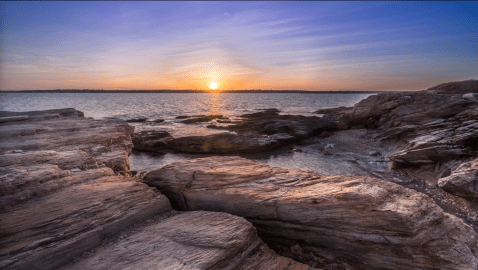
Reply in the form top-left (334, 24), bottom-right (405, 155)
top-left (144, 156), bottom-right (478, 270)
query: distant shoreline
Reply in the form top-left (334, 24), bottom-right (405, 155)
top-left (0, 89), bottom-right (391, 94)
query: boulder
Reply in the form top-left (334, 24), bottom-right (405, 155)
top-left (132, 130), bottom-right (172, 152)
top-left (144, 156), bottom-right (478, 270)
top-left (438, 158), bottom-right (478, 199)
top-left (60, 211), bottom-right (314, 270)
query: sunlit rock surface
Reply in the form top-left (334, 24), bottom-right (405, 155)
top-left (0, 109), bottom-right (173, 270)
top-left (60, 211), bottom-right (315, 270)
top-left (144, 156), bottom-right (478, 270)
top-left (0, 109), bottom-right (317, 270)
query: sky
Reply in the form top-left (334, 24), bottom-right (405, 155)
top-left (0, 1), bottom-right (477, 91)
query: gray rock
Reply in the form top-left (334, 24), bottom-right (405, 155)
top-left (0, 115), bottom-right (28, 123)
top-left (438, 158), bottom-right (478, 199)
top-left (126, 118), bottom-right (147, 122)
top-left (463, 93), bottom-right (477, 100)
top-left (133, 112), bottom-right (333, 154)
top-left (390, 145), bottom-right (464, 166)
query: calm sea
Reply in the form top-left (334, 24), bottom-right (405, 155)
top-left (0, 92), bottom-right (374, 172)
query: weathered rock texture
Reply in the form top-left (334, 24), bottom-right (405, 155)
top-left (0, 109), bottom-right (172, 269)
top-left (132, 109), bottom-right (333, 154)
top-left (0, 108), bottom-right (315, 270)
top-left (0, 108), bottom-right (134, 174)
top-left (438, 158), bottom-right (478, 199)
top-left (144, 156), bottom-right (478, 270)
top-left (0, 177), bottom-right (171, 270)
top-left (428, 79), bottom-right (478, 94)
top-left (319, 91), bottom-right (478, 167)
top-left (61, 211), bottom-right (314, 270)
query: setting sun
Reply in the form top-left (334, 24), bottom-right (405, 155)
top-left (210, 82), bottom-right (218, 90)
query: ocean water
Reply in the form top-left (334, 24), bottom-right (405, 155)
top-left (0, 92), bottom-right (374, 172)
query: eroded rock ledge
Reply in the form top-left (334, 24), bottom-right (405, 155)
top-left (132, 108), bottom-right (333, 154)
top-left (314, 82), bottom-right (478, 203)
top-left (144, 156), bottom-right (478, 270)
top-left (0, 108), bottom-right (312, 270)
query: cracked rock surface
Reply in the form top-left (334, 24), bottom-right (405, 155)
top-left (0, 108), bottom-right (313, 270)
top-left (144, 156), bottom-right (478, 270)
top-left (60, 211), bottom-right (315, 270)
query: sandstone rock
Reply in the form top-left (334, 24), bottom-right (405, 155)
top-left (60, 211), bottom-right (314, 270)
top-left (144, 156), bottom-right (478, 270)
top-left (438, 158), bottom-right (478, 199)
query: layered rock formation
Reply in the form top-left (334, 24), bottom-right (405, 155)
top-left (313, 84), bottom-right (478, 205)
top-left (0, 109), bottom-right (172, 270)
top-left (438, 158), bottom-right (478, 199)
top-left (428, 79), bottom-right (478, 94)
top-left (60, 211), bottom-right (314, 270)
top-left (0, 108), bottom-right (312, 270)
top-left (143, 156), bottom-right (478, 270)
top-left (132, 109), bottom-right (333, 154)
top-left (318, 91), bottom-right (478, 167)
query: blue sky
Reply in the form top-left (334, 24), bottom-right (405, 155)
top-left (1, 1), bottom-right (477, 91)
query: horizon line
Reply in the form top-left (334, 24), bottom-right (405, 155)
top-left (0, 89), bottom-right (416, 94)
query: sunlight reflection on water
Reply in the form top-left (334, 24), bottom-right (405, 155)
top-left (2, 92), bottom-right (374, 172)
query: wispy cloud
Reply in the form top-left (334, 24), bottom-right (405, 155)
top-left (1, 1), bottom-right (477, 90)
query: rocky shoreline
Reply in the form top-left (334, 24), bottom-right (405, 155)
top-left (2, 79), bottom-right (478, 269)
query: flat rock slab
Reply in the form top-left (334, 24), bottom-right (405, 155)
top-left (60, 211), bottom-right (313, 270)
top-left (0, 109), bottom-right (133, 173)
top-left (144, 156), bottom-right (478, 270)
